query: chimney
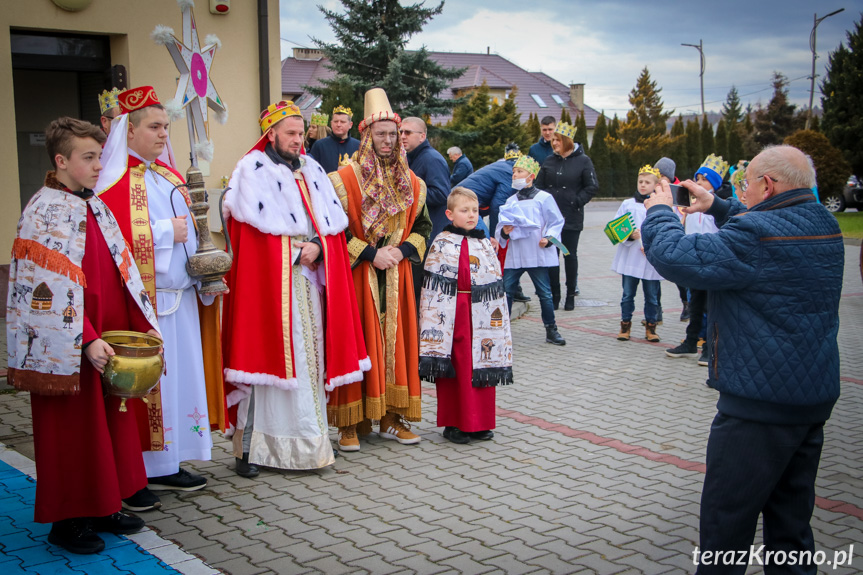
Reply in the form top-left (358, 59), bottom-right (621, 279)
top-left (569, 83), bottom-right (584, 114)
top-left (293, 47), bottom-right (324, 60)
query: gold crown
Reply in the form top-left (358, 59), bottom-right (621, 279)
top-left (638, 165), bottom-right (661, 179)
top-left (504, 149), bottom-right (522, 160)
top-left (259, 100), bottom-right (302, 133)
top-left (310, 113), bottom-right (329, 126)
top-left (554, 121), bottom-right (577, 140)
top-left (99, 88), bottom-right (122, 115)
top-left (333, 105), bottom-right (353, 117)
top-left (700, 153), bottom-right (730, 179)
top-left (514, 155), bottom-right (540, 176)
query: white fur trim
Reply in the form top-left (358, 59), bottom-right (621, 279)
top-left (325, 367), bottom-right (365, 392)
top-left (204, 34), bottom-right (222, 50)
top-left (359, 357), bottom-right (372, 372)
top-left (224, 151), bottom-right (348, 237)
top-left (224, 368), bottom-right (298, 391)
top-left (225, 385), bottom-right (250, 408)
top-left (215, 104), bottom-right (228, 125)
top-left (177, 0), bottom-right (195, 10)
top-left (195, 140), bottom-right (214, 162)
top-left (151, 25), bottom-right (176, 46)
top-left (224, 422), bottom-right (235, 438)
top-left (164, 98), bottom-right (186, 121)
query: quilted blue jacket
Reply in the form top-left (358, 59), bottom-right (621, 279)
top-left (642, 189), bottom-right (844, 425)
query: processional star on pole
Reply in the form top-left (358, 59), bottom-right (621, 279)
top-left (152, 0), bottom-right (228, 167)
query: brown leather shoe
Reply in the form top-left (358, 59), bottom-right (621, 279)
top-left (645, 322), bottom-right (660, 342)
top-left (617, 321), bottom-right (632, 341)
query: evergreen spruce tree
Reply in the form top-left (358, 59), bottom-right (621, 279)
top-left (721, 86), bottom-right (743, 125)
top-left (727, 125), bottom-right (745, 165)
top-left (685, 118), bottom-right (703, 177)
top-left (309, 0), bottom-right (465, 120)
top-left (608, 114), bottom-right (621, 138)
top-left (821, 14), bottom-right (863, 175)
top-left (560, 107), bottom-right (572, 124)
top-left (620, 67), bottom-right (673, 168)
top-left (574, 112), bottom-right (588, 149)
top-left (752, 72), bottom-right (796, 148)
top-left (714, 120), bottom-right (728, 164)
top-left (671, 115), bottom-right (685, 138)
top-left (608, 137), bottom-right (630, 198)
top-left (589, 114), bottom-right (612, 195)
top-left (701, 115), bottom-right (715, 156)
top-left (524, 112), bottom-right (540, 142)
top-left (670, 115), bottom-right (687, 170)
top-left (741, 104), bottom-right (759, 159)
top-left (447, 83), bottom-right (529, 167)
top-left (810, 114), bottom-right (820, 133)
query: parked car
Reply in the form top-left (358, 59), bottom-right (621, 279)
top-left (822, 175), bottom-right (863, 212)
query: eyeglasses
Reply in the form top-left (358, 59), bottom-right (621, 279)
top-left (740, 174), bottom-right (778, 192)
top-left (398, 129), bottom-right (418, 136)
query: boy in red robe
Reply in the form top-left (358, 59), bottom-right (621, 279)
top-left (7, 118), bottom-right (160, 554)
top-left (418, 187), bottom-right (514, 444)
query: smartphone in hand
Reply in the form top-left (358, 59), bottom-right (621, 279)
top-left (669, 184), bottom-right (691, 207)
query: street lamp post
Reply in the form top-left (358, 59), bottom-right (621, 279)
top-left (807, 8), bottom-right (845, 130)
top-left (682, 40), bottom-right (705, 116)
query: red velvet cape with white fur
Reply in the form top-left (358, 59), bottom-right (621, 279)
top-left (221, 139), bottom-right (369, 411)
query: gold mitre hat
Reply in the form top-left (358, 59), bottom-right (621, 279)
top-left (554, 122), bottom-right (577, 140)
top-left (259, 100), bottom-right (302, 134)
top-left (358, 88), bottom-right (401, 132)
top-left (638, 165), bottom-right (661, 179)
top-left (700, 153), bottom-right (730, 179)
top-left (99, 88), bottom-right (122, 115)
top-left (514, 155), bottom-right (541, 177)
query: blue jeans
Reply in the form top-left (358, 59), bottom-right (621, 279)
top-left (504, 267), bottom-right (555, 325)
top-left (620, 275), bottom-right (660, 323)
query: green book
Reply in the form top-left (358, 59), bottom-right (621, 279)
top-left (604, 213), bottom-right (635, 245)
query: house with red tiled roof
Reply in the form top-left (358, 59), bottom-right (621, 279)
top-left (281, 48), bottom-right (604, 143)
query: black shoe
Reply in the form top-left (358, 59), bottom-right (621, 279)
top-left (552, 294), bottom-right (560, 310)
top-left (442, 427), bottom-right (471, 444)
top-left (564, 295), bottom-right (575, 311)
top-left (468, 430), bottom-right (494, 441)
top-left (680, 302), bottom-right (691, 321)
top-left (698, 350), bottom-right (709, 367)
top-left (148, 468), bottom-right (207, 492)
top-left (92, 512), bottom-right (145, 535)
top-left (545, 323), bottom-right (566, 345)
top-left (48, 518), bottom-right (105, 555)
top-left (122, 487), bottom-right (161, 512)
top-left (665, 340), bottom-right (699, 358)
top-left (235, 453), bottom-right (260, 478)
top-left (574, 285), bottom-right (580, 296)
top-left (513, 290), bottom-right (530, 303)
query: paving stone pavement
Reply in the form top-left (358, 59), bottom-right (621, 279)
top-left (1, 201), bottom-right (861, 575)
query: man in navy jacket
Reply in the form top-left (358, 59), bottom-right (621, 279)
top-left (447, 146), bottom-right (473, 186)
top-left (642, 145), bottom-right (843, 573)
top-left (528, 116), bottom-right (556, 165)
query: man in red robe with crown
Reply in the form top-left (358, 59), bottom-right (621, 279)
top-left (221, 101), bottom-right (370, 476)
top-left (327, 88), bottom-right (431, 451)
top-left (95, 86), bottom-right (224, 511)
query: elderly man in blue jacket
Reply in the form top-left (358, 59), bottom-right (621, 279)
top-left (642, 145), bottom-right (843, 574)
top-left (447, 146), bottom-right (473, 186)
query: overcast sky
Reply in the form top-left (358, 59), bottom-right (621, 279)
top-left (279, 0), bottom-right (862, 117)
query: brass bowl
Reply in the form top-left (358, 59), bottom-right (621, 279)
top-left (100, 331), bottom-right (164, 412)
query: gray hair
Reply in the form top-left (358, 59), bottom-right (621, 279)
top-left (447, 146), bottom-right (462, 156)
top-left (751, 145), bottom-right (816, 189)
top-left (401, 116), bottom-right (427, 134)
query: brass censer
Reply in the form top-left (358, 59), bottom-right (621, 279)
top-left (183, 166), bottom-right (233, 294)
top-left (100, 331), bottom-right (164, 412)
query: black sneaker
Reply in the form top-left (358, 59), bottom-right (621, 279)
top-left (665, 341), bottom-right (698, 358)
top-left (698, 350), bottom-right (709, 367)
top-left (122, 487), bottom-right (161, 512)
top-left (513, 289), bottom-right (530, 302)
top-left (468, 430), bottom-right (494, 441)
top-left (92, 512), bottom-right (145, 535)
top-left (442, 427), bottom-right (471, 444)
top-left (564, 295), bottom-right (575, 311)
top-left (148, 468), bottom-right (207, 492)
top-left (48, 518), bottom-right (105, 555)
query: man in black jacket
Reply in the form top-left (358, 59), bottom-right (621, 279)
top-left (535, 122), bottom-right (598, 310)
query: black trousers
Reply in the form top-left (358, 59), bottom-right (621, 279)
top-left (685, 289), bottom-right (708, 341)
top-left (696, 413), bottom-right (824, 575)
top-left (549, 229), bottom-right (581, 298)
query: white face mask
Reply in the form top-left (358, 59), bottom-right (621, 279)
top-left (512, 178), bottom-right (529, 190)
